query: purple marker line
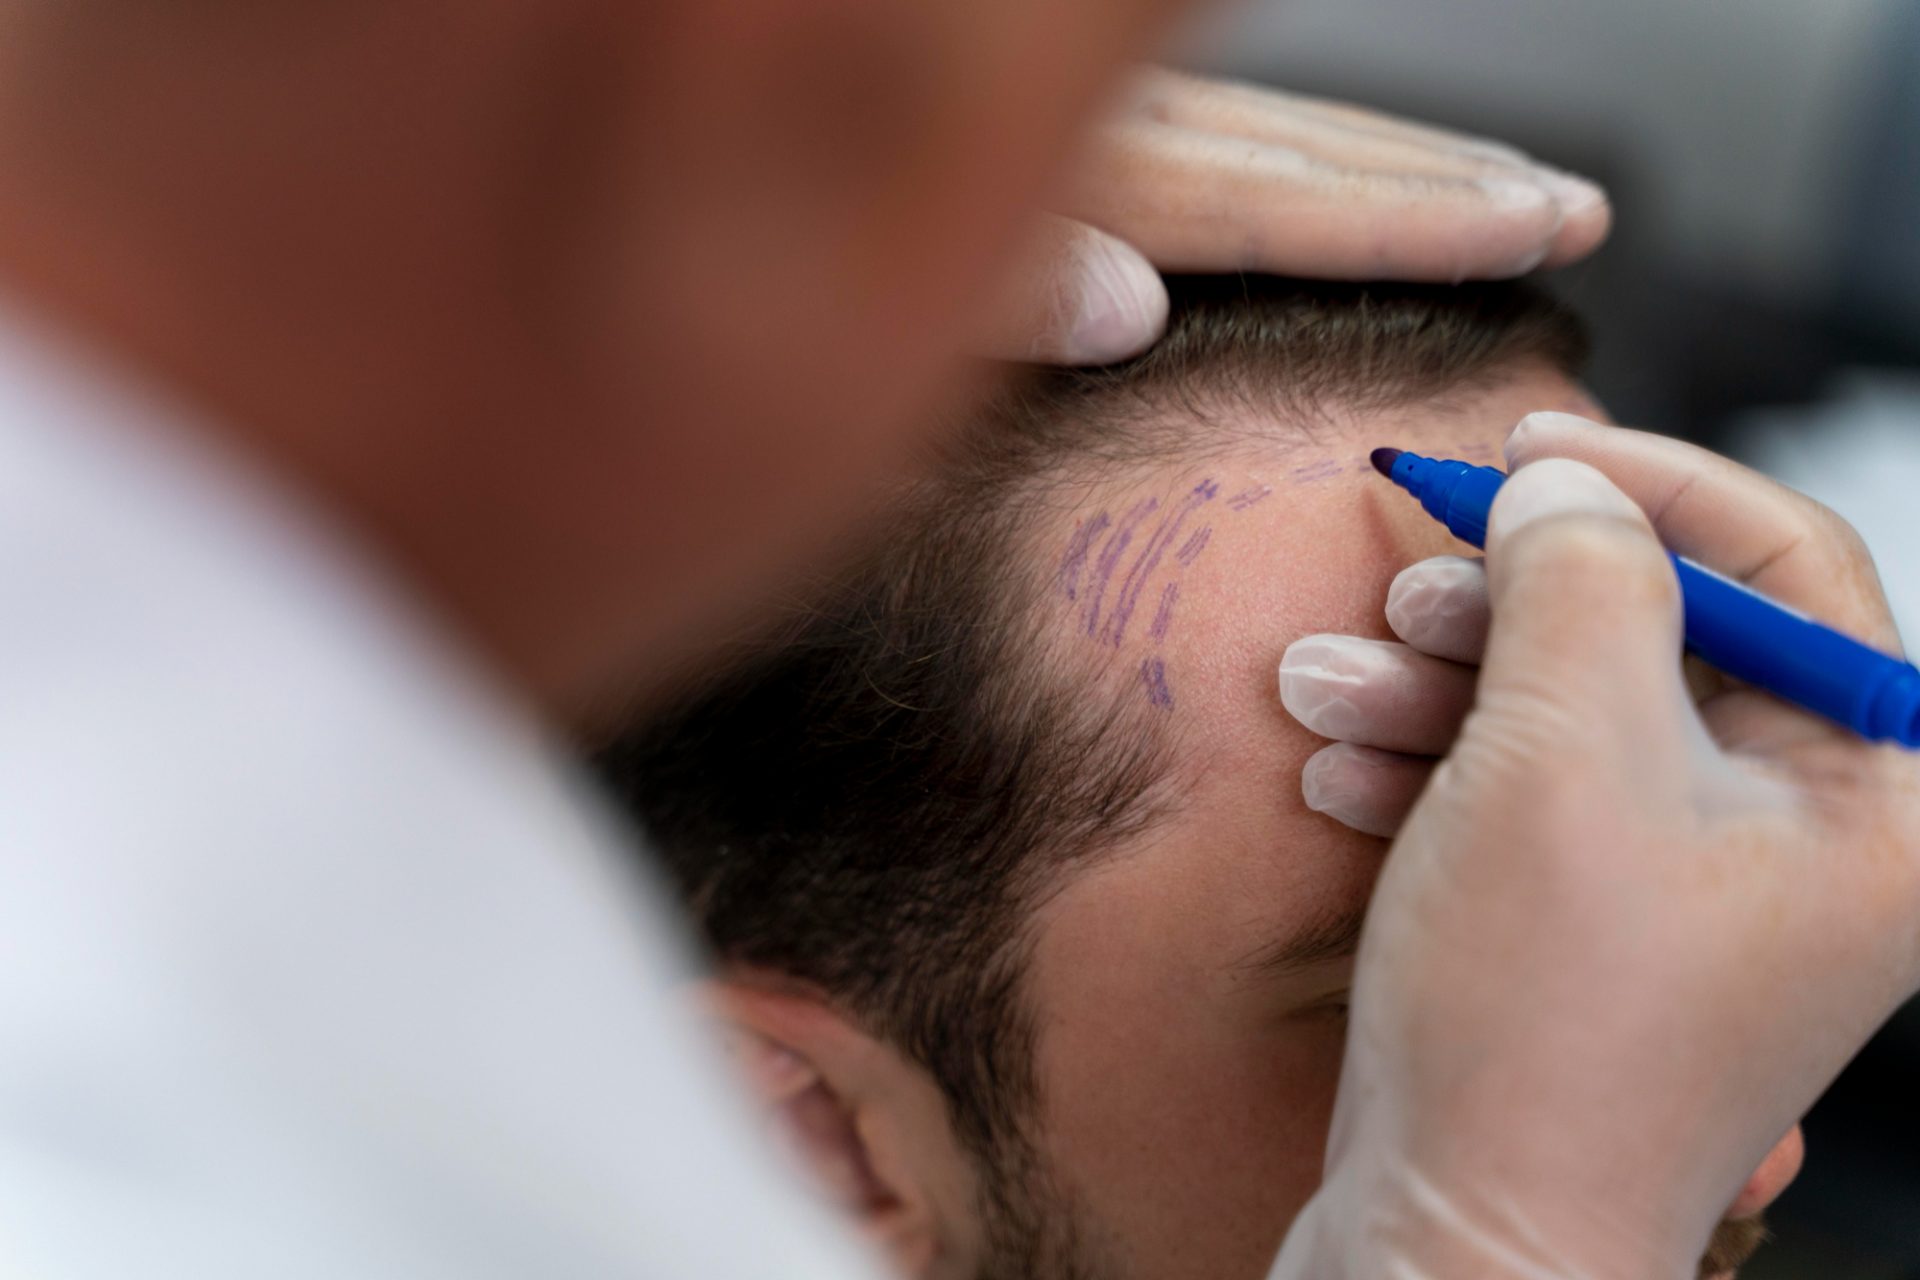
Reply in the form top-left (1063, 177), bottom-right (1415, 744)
top-left (1140, 657), bottom-right (1175, 710)
top-left (1457, 441), bottom-right (1497, 460)
top-left (1227, 485), bottom-right (1272, 511)
top-left (1175, 526), bottom-right (1212, 567)
top-left (1084, 497), bottom-right (1158, 637)
top-left (1148, 582), bottom-right (1179, 642)
top-left (1103, 479), bottom-right (1218, 646)
top-left (1290, 459), bottom-right (1344, 482)
top-left (1058, 511), bottom-right (1111, 601)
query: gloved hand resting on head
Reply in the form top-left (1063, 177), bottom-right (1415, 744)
top-left (977, 69), bottom-right (1612, 365)
top-left (1274, 412), bottom-right (1920, 1280)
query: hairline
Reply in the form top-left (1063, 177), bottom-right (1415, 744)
top-left (980, 342), bottom-right (1591, 1058)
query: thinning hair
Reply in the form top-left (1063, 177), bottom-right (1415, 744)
top-left (594, 275), bottom-right (1589, 1189)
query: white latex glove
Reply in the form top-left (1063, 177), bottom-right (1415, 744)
top-left (977, 69), bottom-right (1611, 365)
top-left (1271, 413), bottom-right (1920, 1279)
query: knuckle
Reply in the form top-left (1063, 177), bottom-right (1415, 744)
top-left (1780, 500), bottom-right (1900, 644)
top-left (1130, 67), bottom-right (1205, 125)
top-left (1762, 492), bottom-right (1874, 583)
top-left (1812, 501), bottom-right (1874, 564)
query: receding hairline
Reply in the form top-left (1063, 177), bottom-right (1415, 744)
top-left (933, 274), bottom-right (1589, 488)
top-left (945, 274), bottom-right (1589, 623)
top-left (949, 280), bottom-right (1591, 859)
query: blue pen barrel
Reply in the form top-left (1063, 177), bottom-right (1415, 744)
top-left (1674, 557), bottom-right (1920, 745)
top-left (1380, 448), bottom-right (1920, 748)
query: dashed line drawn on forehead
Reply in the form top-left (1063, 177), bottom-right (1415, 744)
top-left (1051, 454), bottom-right (1376, 710)
top-left (1060, 453), bottom-right (1368, 596)
top-left (1289, 459), bottom-right (1345, 483)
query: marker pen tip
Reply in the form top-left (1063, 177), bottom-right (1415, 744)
top-left (1369, 447), bottom-right (1402, 478)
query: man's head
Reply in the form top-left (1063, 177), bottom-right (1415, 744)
top-left (0, 0), bottom-right (1188, 706)
top-left (597, 277), bottom-right (1794, 1280)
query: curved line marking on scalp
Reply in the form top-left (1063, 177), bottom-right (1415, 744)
top-left (1175, 526), bottom-right (1212, 567)
top-left (1084, 497), bottom-right (1159, 637)
top-left (1139, 656), bottom-right (1175, 710)
top-left (1104, 479), bottom-right (1219, 646)
top-left (1148, 581), bottom-right (1179, 642)
top-left (1058, 512), bottom-right (1112, 601)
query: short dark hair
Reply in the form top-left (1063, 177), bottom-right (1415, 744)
top-left (593, 275), bottom-right (1589, 1173)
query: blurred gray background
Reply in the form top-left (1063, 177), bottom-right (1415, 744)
top-left (1183, 2), bottom-right (1920, 1275)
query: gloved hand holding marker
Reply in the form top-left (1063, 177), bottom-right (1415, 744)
top-left (1283, 411), bottom-right (1919, 840)
top-left (1271, 414), bottom-right (1920, 1280)
top-left (1369, 441), bottom-right (1920, 746)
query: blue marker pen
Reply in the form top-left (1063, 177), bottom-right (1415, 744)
top-left (1370, 448), bottom-right (1920, 747)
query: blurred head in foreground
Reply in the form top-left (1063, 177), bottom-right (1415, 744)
top-left (0, 0), bottom-right (1187, 707)
top-left (598, 277), bottom-right (1800, 1280)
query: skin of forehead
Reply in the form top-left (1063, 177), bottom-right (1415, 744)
top-left (1005, 365), bottom-right (1607, 1279)
top-left (1020, 361), bottom-right (1606, 827)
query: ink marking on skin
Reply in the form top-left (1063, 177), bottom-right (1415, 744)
top-left (1175, 526), bottom-right (1212, 567)
top-left (1058, 511), bottom-right (1111, 601)
top-left (1290, 459), bottom-right (1345, 483)
top-left (1103, 479), bottom-right (1219, 646)
top-left (1140, 656), bottom-right (1175, 710)
top-left (1148, 582), bottom-right (1179, 642)
top-left (1456, 441), bottom-right (1498, 462)
top-left (1084, 497), bottom-right (1159, 637)
top-left (1227, 485), bottom-right (1272, 511)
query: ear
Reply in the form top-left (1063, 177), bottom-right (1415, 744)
top-left (701, 979), bottom-right (984, 1280)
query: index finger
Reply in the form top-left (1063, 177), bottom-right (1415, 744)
top-left (1505, 413), bottom-right (1903, 655)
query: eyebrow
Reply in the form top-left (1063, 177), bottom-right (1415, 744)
top-left (1232, 904), bottom-right (1369, 982)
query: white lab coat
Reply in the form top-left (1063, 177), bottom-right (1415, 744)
top-left (0, 307), bottom-right (878, 1279)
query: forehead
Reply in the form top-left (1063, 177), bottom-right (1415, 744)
top-left (1025, 363), bottom-right (1596, 799)
top-left (1008, 364), bottom-right (1598, 1268)
top-left (1019, 362), bottom-right (1600, 1004)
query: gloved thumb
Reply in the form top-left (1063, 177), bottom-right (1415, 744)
top-left (970, 214), bottom-right (1168, 366)
top-left (1469, 457), bottom-right (1694, 766)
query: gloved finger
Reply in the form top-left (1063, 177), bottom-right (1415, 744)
top-left (1384, 555), bottom-right (1490, 664)
top-left (1124, 72), bottom-right (1610, 269)
top-left (1507, 412), bottom-right (1903, 654)
top-left (1064, 122), bottom-right (1572, 281)
top-left (1475, 458), bottom-right (1695, 764)
top-left (1279, 634), bottom-right (1478, 755)
top-left (1387, 556), bottom-right (1727, 707)
top-left (1301, 743), bottom-right (1435, 838)
top-left (1139, 70), bottom-right (1535, 165)
top-left (970, 214), bottom-right (1168, 365)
